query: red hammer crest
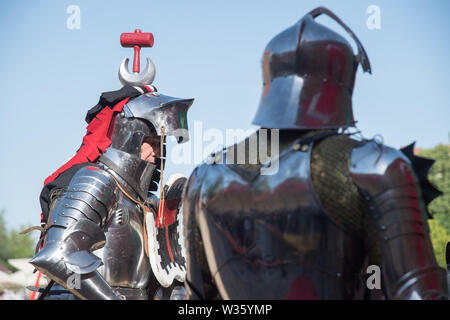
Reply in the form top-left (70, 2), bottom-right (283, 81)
top-left (119, 29), bottom-right (156, 86)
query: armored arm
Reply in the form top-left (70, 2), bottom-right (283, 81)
top-left (30, 166), bottom-right (122, 300)
top-left (182, 166), bottom-right (204, 299)
top-left (350, 141), bottom-right (448, 299)
top-left (182, 165), bottom-right (219, 300)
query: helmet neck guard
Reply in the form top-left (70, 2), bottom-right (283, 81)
top-left (99, 147), bottom-right (156, 200)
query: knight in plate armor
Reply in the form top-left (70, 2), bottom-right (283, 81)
top-left (29, 30), bottom-right (192, 300)
top-left (182, 7), bottom-right (449, 299)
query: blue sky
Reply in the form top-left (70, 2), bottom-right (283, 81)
top-left (0, 0), bottom-right (449, 230)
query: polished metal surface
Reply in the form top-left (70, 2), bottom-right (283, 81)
top-left (124, 92), bottom-right (194, 143)
top-left (94, 192), bottom-right (151, 290)
top-left (252, 8), bottom-right (371, 130)
top-left (119, 57), bottom-right (156, 87)
top-left (103, 90), bottom-right (193, 199)
top-left (110, 115), bottom-right (155, 158)
top-left (30, 166), bottom-right (123, 300)
top-left (153, 285), bottom-right (185, 300)
top-left (57, 165), bottom-right (118, 226)
top-left (170, 286), bottom-right (185, 300)
top-left (62, 218), bottom-right (106, 274)
top-left (30, 164), bottom-right (155, 299)
top-left (349, 141), bottom-right (448, 299)
top-left (99, 147), bottom-right (156, 201)
top-left (350, 141), bottom-right (409, 177)
top-left (112, 286), bottom-right (148, 300)
top-left (184, 135), bottom-right (448, 300)
top-left (184, 138), bottom-right (365, 300)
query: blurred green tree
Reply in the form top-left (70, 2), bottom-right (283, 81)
top-left (0, 210), bottom-right (35, 272)
top-left (0, 210), bottom-right (9, 270)
top-left (417, 144), bottom-right (450, 268)
top-left (428, 219), bottom-right (449, 268)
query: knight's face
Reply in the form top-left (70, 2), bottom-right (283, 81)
top-left (140, 137), bottom-right (161, 164)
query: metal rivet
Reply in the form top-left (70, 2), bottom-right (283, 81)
top-left (301, 145), bottom-right (309, 152)
top-left (380, 225), bottom-right (386, 230)
top-left (293, 144), bottom-right (301, 151)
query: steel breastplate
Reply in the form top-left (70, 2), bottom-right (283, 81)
top-left (197, 138), bottom-right (363, 299)
top-left (94, 191), bottom-right (151, 291)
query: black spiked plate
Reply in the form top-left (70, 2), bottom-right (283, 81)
top-left (400, 142), bottom-right (443, 218)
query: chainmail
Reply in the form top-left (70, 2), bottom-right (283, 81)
top-left (310, 134), bottom-right (381, 261)
top-left (310, 134), bottom-right (365, 234)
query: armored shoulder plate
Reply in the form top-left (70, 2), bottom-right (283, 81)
top-left (30, 165), bottom-right (122, 299)
top-left (349, 141), bottom-right (418, 198)
top-left (349, 140), bottom-right (448, 299)
top-left (55, 165), bottom-right (119, 226)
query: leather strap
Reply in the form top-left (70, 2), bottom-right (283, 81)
top-left (20, 221), bottom-right (54, 236)
top-left (159, 126), bottom-right (166, 203)
top-left (37, 280), bottom-right (55, 300)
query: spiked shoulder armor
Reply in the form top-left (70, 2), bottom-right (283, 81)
top-left (349, 140), bottom-right (448, 299)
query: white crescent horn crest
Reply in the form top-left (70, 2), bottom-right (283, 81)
top-left (118, 57), bottom-right (156, 86)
